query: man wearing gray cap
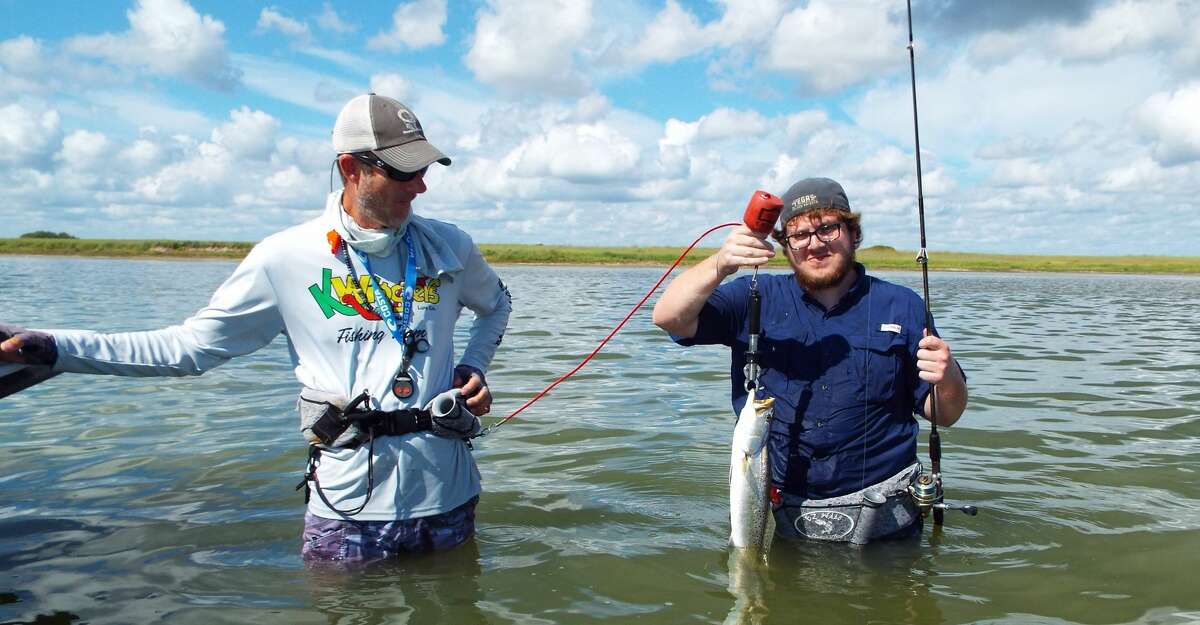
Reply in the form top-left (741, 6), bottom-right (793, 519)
top-left (0, 94), bottom-right (512, 563)
top-left (653, 177), bottom-right (967, 543)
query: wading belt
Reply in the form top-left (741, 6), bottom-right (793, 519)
top-left (352, 408), bottom-right (432, 437)
top-left (772, 463), bottom-right (923, 545)
top-left (309, 406), bottom-right (433, 446)
top-left (296, 391), bottom-right (434, 516)
top-left (304, 390), bottom-right (432, 448)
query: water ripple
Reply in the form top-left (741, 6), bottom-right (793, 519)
top-left (1, 261), bottom-right (1198, 624)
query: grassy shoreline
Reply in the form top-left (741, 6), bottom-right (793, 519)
top-left (1, 237), bottom-right (1197, 274)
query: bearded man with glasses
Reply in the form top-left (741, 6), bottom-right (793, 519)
top-left (653, 177), bottom-right (967, 544)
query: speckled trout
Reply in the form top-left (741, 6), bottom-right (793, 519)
top-left (728, 392), bottom-right (775, 563)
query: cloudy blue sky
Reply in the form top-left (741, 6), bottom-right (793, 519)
top-left (2, 0), bottom-right (1198, 255)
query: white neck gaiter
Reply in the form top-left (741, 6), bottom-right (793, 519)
top-left (334, 194), bottom-right (409, 255)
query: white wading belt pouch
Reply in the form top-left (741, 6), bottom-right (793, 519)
top-left (298, 387), bottom-right (363, 448)
top-left (772, 463), bottom-right (922, 545)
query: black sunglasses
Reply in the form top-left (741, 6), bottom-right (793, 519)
top-left (350, 152), bottom-right (427, 182)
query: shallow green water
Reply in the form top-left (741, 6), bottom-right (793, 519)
top-left (1, 257), bottom-right (1198, 624)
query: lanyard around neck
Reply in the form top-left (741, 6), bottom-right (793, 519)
top-left (340, 229), bottom-right (417, 348)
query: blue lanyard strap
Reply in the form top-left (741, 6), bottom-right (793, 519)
top-left (349, 229), bottom-right (417, 347)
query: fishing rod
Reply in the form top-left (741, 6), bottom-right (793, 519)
top-left (904, 0), bottom-right (977, 526)
top-left (0, 363), bottom-right (60, 400)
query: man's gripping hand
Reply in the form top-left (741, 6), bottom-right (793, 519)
top-left (452, 364), bottom-right (491, 416)
top-left (0, 323), bottom-right (56, 366)
top-left (916, 330), bottom-right (961, 386)
top-left (714, 225), bottom-right (775, 278)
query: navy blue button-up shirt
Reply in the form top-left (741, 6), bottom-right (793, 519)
top-left (675, 264), bottom-right (948, 499)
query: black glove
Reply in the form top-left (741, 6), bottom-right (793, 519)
top-left (0, 323), bottom-right (57, 366)
top-left (453, 364), bottom-right (486, 387)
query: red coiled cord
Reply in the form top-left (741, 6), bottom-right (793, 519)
top-left (475, 222), bottom-right (741, 438)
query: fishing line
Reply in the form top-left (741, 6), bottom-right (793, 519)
top-left (474, 221), bottom-right (742, 438)
top-left (329, 152), bottom-right (746, 440)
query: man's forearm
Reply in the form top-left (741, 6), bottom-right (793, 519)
top-left (459, 292), bottom-right (512, 373)
top-left (924, 359), bottom-right (967, 426)
top-left (652, 253), bottom-right (725, 338)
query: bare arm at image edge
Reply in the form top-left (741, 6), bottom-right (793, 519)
top-left (653, 226), bottom-right (774, 338)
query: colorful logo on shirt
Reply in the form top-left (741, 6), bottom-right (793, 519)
top-left (307, 268), bottom-right (441, 319)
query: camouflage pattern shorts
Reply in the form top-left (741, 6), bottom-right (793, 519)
top-left (301, 496), bottom-right (478, 564)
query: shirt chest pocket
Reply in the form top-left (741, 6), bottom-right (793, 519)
top-left (758, 320), bottom-right (813, 381)
top-left (849, 332), bottom-right (908, 403)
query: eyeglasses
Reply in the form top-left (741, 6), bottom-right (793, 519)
top-left (350, 152), bottom-right (427, 182)
top-left (781, 221), bottom-right (843, 250)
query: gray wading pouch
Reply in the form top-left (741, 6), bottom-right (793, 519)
top-left (426, 389), bottom-right (481, 439)
top-left (298, 387), bottom-right (361, 448)
top-left (773, 463), bottom-right (921, 545)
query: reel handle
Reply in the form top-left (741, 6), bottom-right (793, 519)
top-left (934, 502), bottom-right (979, 516)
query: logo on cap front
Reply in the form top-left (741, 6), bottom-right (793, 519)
top-left (792, 194), bottom-right (818, 209)
top-left (397, 109), bottom-right (421, 136)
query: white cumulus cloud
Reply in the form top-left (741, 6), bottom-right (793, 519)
top-left (65, 0), bottom-right (239, 89)
top-left (257, 7), bottom-right (311, 41)
top-left (317, 3), bottom-right (357, 34)
top-left (967, 0), bottom-right (1200, 74)
top-left (0, 103), bottom-right (62, 165)
top-left (1099, 156), bottom-right (1169, 192)
top-left (370, 73), bottom-right (412, 102)
top-left (368, 0), bottom-right (448, 51)
top-left (0, 35), bottom-right (44, 78)
top-left (55, 130), bottom-right (113, 172)
top-left (1136, 83), bottom-right (1200, 166)
top-left (510, 122), bottom-right (641, 184)
top-left (1, 35), bottom-right (126, 95)
top-left (857, 145), bottom-right (910, 179)
top-left (987, 158), bottom-right (1060, 188)
top-left (706, 0), bottom-right (787, 47)
top-left (1052, 0), bottom-right (1184, 62)
top-left (119, 138), bottom-right (167, 172)
top-left (696, 108), bottom-right (769, 142)
top-left (465, 0), bottom-right (593, 96)
top-left (255, 165), bottom-right (318, 206)
top-left (0, 36), bottom-right (49, 95)
top-left (763, 0), bottom-right (903, 92)
top-left (617, 0), bottom-right (787, 71)
top-left (784, 111), bottom-right (831, 143)
top-left (623, 0), bottom-right (707, 65)
top-left (211, 107), bottom-right (281, 161)
top-left (133, 141), bottom-right (235, 205)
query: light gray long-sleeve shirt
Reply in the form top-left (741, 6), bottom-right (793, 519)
top-left (51, 192), bottom-right (512, 520)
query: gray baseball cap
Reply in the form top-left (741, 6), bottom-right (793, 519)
top-left (332, 94), bottom-right (451, 172)
top-left (775, 177), bottom-right (850, 234)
